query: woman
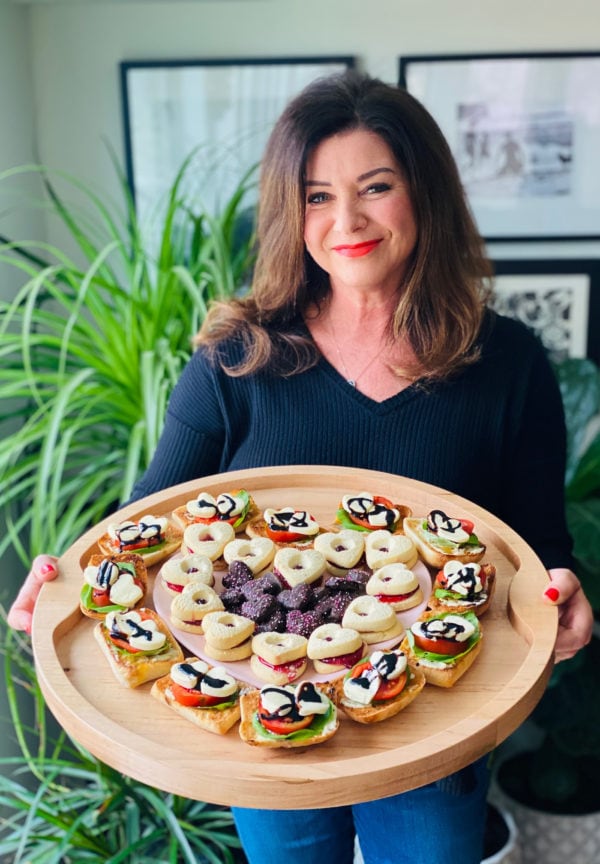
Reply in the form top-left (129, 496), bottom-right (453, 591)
top-left (9, 72), bottom-right (592, 863)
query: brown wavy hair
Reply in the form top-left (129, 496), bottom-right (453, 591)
top-left (197, 70), bottom-right (492, 381)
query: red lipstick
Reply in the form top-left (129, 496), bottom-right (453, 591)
top-left (332, 239), bottom-right (382, 258)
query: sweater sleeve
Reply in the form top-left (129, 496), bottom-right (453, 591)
top-left (497, 338), bottom-right (574, 571)
top-left (129, 349), bottom-right (226, 502)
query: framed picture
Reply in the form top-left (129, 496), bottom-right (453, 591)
top-left (399, 52), bottom-right (600, 241)
top-left (120, 56), bottom-right (355, 227)
top-left (491, 258), bottom-right (600, 364)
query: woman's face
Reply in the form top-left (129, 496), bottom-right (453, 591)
top-left (303, 128), bottom-right (418, 297)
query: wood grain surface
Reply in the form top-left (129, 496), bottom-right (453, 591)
top-left (31, 465), bottom-right (557, 809)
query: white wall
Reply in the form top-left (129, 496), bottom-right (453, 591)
top-left (24, 0), bottom-right (600, 260)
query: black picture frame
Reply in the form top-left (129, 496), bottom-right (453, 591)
top-left (491, 258), bottom-right (600, 365)
top-left (119, 56), bottom-right (355, 223)
top-left (399, 52), bottom-right (600, 242)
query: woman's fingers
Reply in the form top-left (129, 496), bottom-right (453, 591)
top-left (7, 555), bottom-right (59, 634)
top-left (545, 568), bottom-right (594, 663)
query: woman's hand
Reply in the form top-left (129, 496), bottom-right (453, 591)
top-left (544, 568), bottom-right (594, 663)
top-left (7, 555), bottom-right (58, 635)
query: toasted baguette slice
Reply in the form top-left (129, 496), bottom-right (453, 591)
top-left (171, 491), bottom-right (258, 532)
top-left (329, 663), bottom-right (426, 724)
top-left (334, 494), bottom-right (412, 534)
top-left (400, 618), bottom-right (483, 688)
top-left (80, 552), bottom-right (147, 619)
top-left (427, 564), bottom-right (496, 617)
top-left (151, 664), bottom-right (242, 735)
top-left (97, 517), bottom-right (183, 567)
top-left (403, 517), bottom-right (485, 569)
top-left (238, 686), bottom-right (338, 748)
top-left (94, 609), bottom-right (184, 688)
top-left (245, 515), bottom-right (322, 550)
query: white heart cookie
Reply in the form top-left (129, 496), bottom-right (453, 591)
top-left (366, 564), bottom-right (418, 597)
top-left (223, 537), bottom-right (275, 574)
top-left (342, 595), bottom-right (397, 633)
top-left (161, 554), bottom-right (214, 593)
top-left (313, 530), bottom-right (365, 568)
top-left (273, 547), bottom-right (326, 587)
top-left (170, 583), bottom-right (224, 629)
top-left (182, 521), bottom-right (235, 561)
top-left (251, 631), bottom-right (308, 664)
top-left (361, 618), bottom-right (405, 644)
top-left (307, 622), bottom-right (362, 660)
top-left (202, 610), bottom-right (255, 649)
top-left (365, 530), bottom-right (417, 570)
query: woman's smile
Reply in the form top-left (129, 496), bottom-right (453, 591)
top-left (331, 239), bottom-right (383, 257)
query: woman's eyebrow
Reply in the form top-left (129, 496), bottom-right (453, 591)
top-left (305, 166), bottom-right (397, 186)
top-left (357, 166), bottom-right (396, 181)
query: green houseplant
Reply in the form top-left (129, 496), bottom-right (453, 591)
top-left (492, 356), bottom-right (600, 863)
top-left (0, 154), bottom-right (255, 861)
top-left (0, 153), bottom-right (256, 566)
top-left (0, 618), bottom-right (246, 864)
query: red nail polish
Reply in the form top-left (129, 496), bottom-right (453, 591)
top-left (40, 563), bottom-right (55, 575)
top-left (545, 587), bottom-right (559, 602)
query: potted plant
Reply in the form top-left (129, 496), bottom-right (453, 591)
top-left (0, 152), bottom-right (256, 566)
top-left (490, 356), bottom-right (600, 864)
top-left (0, 153), bottom-right (255, 861)
top-left (0, 616), bottom-right (248, 863)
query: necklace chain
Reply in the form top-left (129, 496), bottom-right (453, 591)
top-left (328, 319), bottom-right (386, 387)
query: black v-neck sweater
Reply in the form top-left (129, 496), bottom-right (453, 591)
top-left (132, 311), bottom-right (572, 569)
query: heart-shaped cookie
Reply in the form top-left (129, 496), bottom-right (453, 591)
top-left (161, 553), bottom-right (214, 594)
top-left (307, 622), bottom-right (362, 660)
top-left (366, 564), bottom-right (417, 597)
top-left (313, 530), bottom-right (365, 569)
top-left (273, 547), bottom-right (327, 587)
top-left (223, 537), bottom-right (275, 574)
top-left (202, 610), bottom-right (255, 649)
top-left (365, 530), bottom-right (417, 570)
top-left (252, 631), bottom-right (308, 664)
top-left (170, 583), bottom-right (224, 632)
top-left (182, 521), bottom-right (235, 561)
top-left (341, 595), bottom-right (397, 633)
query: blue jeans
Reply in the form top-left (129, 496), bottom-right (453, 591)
top-left (232, 757), bottom-right (490, 864)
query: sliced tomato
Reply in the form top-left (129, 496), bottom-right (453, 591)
top-left (92, 588), bottom-right (112, 607)
top-left (116, 537), bottom-right (154, 550)
top-left (348, 661), bottom-right (407, 701)
top-left (264, 526), bottom-right (305, 543)
top-left (349, 661), bottom-right (371, 679)
top-left (170, 682), bottom-right (224, 708)
top-left (258, 711), bottom-right (313, 735)
top-left (459, 519), bottom-right (475, 534)
top-left (109, 635), bottom-right (142, 653)
top-left (375, 671), bottom-right (407, 700)
top-left (191, 515), bottom-right (238, 526)
top-left (347, 495), bottom-right (399, 530)
top-left (435, 569), bottom-right (447, 588)
top-left (413, 634), bottom-right (462, 656)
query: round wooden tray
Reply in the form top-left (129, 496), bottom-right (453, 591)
top-left (32, 465), bottom-right (557, 809)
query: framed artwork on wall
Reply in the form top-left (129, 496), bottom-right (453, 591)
top-left (120, 56), bottom-right (355, 230)
top-left (399, 52), bottom-right (600, 241)
top-left (491, 258), bottom-right (600, 365)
